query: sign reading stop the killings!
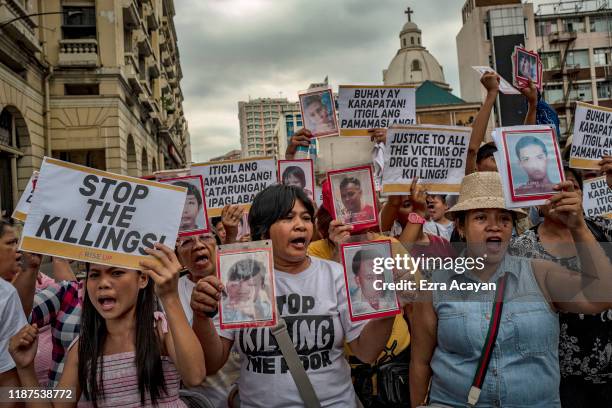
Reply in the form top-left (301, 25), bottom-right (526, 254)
top-left (20, 157), bottom-right (186, 269)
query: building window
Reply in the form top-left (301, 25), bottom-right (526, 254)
top-left (402, 38), bottom-right (406, 47)
top-left (64, 84), bottom-right (99, 95)
top-left (541, 52), bottom-right (560, 70)
top-left (569, 82), bottom-right (593, 101)
top-left (543, 84), bottom-right (564, 104)
top-left (411, 60), bottom-right (421, 71)
top-left (563, 17), bottom-right (585, 33)
top-left (410, 37), bottom-right (414, 45)
top-left (566, 50), bottom-right (589, 68)
top-left (489, 7), bottom-right (524, 37)
top-left (597, 81), bottom-right (612, 99)
top-left (593, 48), bottom-right (610, 66)
top-left (536, 19), bottom-right (558, 36)
top-left (590, 15), bottom-right (612, 32)
top-left (62, 6), bottom-right (96, 39)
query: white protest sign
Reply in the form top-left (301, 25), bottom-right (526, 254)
top-left (191, 157), bottom-right (277, 217)
top-left (583, 176), bottom-right (612, 219)
top-left (472, 66), bottom-right (520, 95)
top-left (382, 125), bottom-right (471, 195)
top-left (338, 85), bottom-right (416, 136)
top-left (570, 101), bottom-right (612, 169)
top-left (20, 158), bottom-right (186, 269)
top-left (12, 171), bottom-right (38, 222)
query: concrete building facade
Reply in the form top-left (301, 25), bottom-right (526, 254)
top-left (238, 97), bottom-right (300, 158)
top-left (456, 0), bottom-right (537, 128)
top-left (0, 0), bottom-right (189, 215)
top-left (535, 0), bottom-right (612, 140)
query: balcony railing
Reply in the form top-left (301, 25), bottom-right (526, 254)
top-left (122, 0), bottom-right (139, 28)
top-left (0, 0), bottom-right (40, 52)
top-left (59, 39), bottom-right (99, 67)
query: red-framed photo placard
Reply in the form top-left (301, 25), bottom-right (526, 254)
top-left (278, 158), bottom-right (316, 203)
top-left (501, 127), bottom-right (565, 203)
top-left (340, 240), bottom-right (401, 322)
top-left (326, 165), bottom-right (379, 229)
top-left (159, 175), bottom-right (210, 237)
top-left (298, 87), bottom-right (339, 138)
top-left (217, 246), bottom-right (277, 330)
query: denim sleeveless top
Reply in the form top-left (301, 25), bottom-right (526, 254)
top-left (429, 255), bottom-right (560, 408)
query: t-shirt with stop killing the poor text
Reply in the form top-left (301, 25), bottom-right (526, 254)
top-left (219, 256), bottom-right (367, 408)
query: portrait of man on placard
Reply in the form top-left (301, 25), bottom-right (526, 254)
top-left (508, 133), bottom-right (562, 197)
top-left (329, 168), bottom-right (377, 226)
top-left (165, 175), bottom-right (209, 236)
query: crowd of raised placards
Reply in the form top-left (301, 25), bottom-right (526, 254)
top-left (1, 60), bottom-right (612, 408)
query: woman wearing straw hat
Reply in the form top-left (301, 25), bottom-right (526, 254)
top-left (409, 172), bottom-right (612, 408)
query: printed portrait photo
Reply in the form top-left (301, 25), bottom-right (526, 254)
top-left (328, 166), bottom-right (378, 227)
top-left (504, 130), bottom-right (563, 198)
top-left (163, 175), bottom-right (209, 237)
top-left (218, 249), bottom-right (275, 329)
top-left (341, 241), bottom-right (400, 321)
top-left (299, 89), bottom-right (338, 138)
top-left (278, 159), bottom-right (315, 203)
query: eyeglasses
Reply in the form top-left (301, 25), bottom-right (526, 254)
top-left (177, 233), bottom-right (216, 249)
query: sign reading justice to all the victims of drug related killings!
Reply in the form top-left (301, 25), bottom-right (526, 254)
top-left (570, 101), bottom-right (612, 169)
top-left (191, 157), bottom-right (277, 217)
top-left (20, 158), bottom-right (187, 269)
top-left (338, 85), bottom-right (416, 136)
top-left (382, 125), bottom-right (471, 194)
top-left (583, 176), bottom-right (612, 219)
top-left (12, 171), bottom-right (38, 222)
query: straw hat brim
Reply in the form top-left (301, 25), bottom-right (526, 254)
top-left (446, 197), bottom-right (527, 220)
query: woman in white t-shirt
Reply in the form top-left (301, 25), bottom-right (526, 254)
top-left (190, 185), bottom-right (397, 408)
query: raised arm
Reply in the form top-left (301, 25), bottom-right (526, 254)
top-left (398, 178), bottom-right (428, 245)
top-left (140, 244), bottom-right (206, 387)
top-left (284, 128), bottom-right (312, 160)
top-left (11, 252), bottom-right (42, 316)
top-left (520, 80), bottom-right (538, 126)
top-left (221, 204), bottom-right (243, 245)
top-left (466, 72), bottom-right (499, 175)
top-left (533, 182), bottom-right (612, 313)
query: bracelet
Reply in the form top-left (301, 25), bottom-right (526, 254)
top-left (204, 308), bottom-right (218, 319)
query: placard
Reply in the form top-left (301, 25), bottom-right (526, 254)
top-left (341, 240), bottom-right (400, 322)
top-left (338, 85), bottom-right (416, 136)
top-left (583, 176), bottom-right (612, 219)
top-left (298, 87), bottom-right (338, 138)
top-left (382, 125), bottom-right (471, 195)
top-left (278, 159), bottom-right (315, 203)
top-left (217, 242), bottom-right (276, 329)
top-left (512, 46), bottom-right (542, 90)
top-left (472, 66), bottom-right (520, 95)
top-left (492, 126), bottom-right (564, 207)
top-left (20, 157), bottom-right (186, 269)
top-left (570, 101), bottom-right (612, 169)
top-left (327, 166), bottom-right (378, 228)
top-left (154, 168), bottom-right (191, 180)
top-left (191, 157), bottom-right (277, 217)
top-left (159, 175), bottom-right (209, 237)
top-left (12, 171), bottom-right (38, 222)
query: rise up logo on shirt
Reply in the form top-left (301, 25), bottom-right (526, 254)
top-left (237, 293), bottom-right (335, 374)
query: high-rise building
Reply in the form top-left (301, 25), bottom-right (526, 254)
top-left (535, 0), bottom-right (612, 140)
top-left (0, 0), bottom-right (190, 215)
top-left (238, 97), bottom-right (300, 158)
top-left (456, 0), bottom-right (537, 127)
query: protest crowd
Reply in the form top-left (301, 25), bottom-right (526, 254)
top-left (2, 60), bottom-right (612, 408)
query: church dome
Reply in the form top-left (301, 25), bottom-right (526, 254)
top-left (383, 8), bottom-right (451, 91)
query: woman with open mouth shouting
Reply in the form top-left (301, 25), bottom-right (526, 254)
top-left (190, 184), bottom-right (401, 408)
top-left (8, 243), bottom-right (205, 407)
top-left (410, 171), bottom-right (612, 408)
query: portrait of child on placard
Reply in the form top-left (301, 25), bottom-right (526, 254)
top-left (217, 247), bottom-right (275, 329)
top-left (161, 175), bottom-right (209, 237)
top-left (299, 88), bottom-right (338, 138)
top-left (278, 159), bottom-right (315, 202)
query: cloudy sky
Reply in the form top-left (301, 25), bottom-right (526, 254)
top-left (174, 0), bottom-right (547, 162)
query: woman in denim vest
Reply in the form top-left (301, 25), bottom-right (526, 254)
top-left (409, 172), bottom-right (612, 408)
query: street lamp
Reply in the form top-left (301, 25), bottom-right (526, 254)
top-left (0, 10), bottom-right (83, 30)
